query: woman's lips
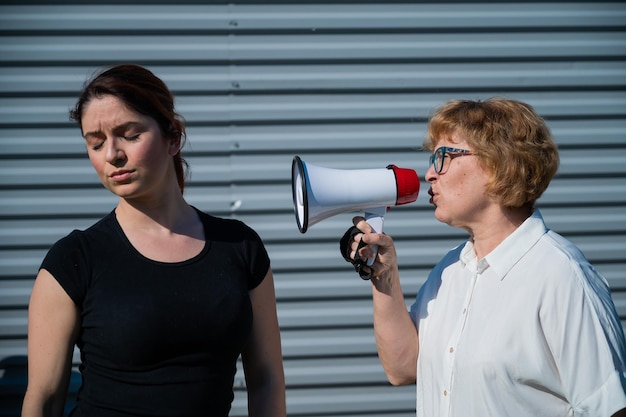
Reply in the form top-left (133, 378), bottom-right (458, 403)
top-left (109, 170), bottom-right (133, 182)
top-left (428, 188), bottom-right (436, 205)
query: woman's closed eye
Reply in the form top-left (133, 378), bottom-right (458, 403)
top-left (122, 134), bottom-right (140, 141)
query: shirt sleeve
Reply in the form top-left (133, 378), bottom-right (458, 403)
top-left (241, 222), bottom-right (271, 290)
top-left (39, 230), bottom-right (90, 306)
top-left (540, 256), bottom-right (626, 416)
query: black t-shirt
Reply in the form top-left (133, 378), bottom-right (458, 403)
top-left (40, 208), bottom-right (270, 417)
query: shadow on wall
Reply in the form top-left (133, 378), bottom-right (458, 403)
top-left (0, 356), bottom-right (80, 417)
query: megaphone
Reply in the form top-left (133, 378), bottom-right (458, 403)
top-left (291, 155), bottom-right (420, 265)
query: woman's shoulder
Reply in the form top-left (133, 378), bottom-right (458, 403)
top-left (193, 208), bottom-right (262, 241)
top-left (50, 211), bottom-right (117, 249)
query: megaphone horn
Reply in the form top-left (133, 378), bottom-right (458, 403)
top-left (291, 156), bottom-right (420, 265)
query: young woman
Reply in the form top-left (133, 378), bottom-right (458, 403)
top-left (343, 98), bottom-right (626, 416)
top-left (22, 64), bottom-right (285, 417)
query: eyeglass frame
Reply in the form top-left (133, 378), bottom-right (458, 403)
top-left (429, 146), bottom-right (473, 174)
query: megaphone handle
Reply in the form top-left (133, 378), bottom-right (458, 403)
top-left (363, 206), bottom-right (387, 266)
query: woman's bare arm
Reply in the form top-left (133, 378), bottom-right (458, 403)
top-left (241, 269), bottom-right (286, 417)
top-left (353, 218), bottom-right (418, 385)
top-left (22, 269), bottom-right (79, 417)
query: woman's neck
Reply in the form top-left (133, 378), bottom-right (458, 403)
top-left (114, 194), bottom-right (205, 262)
top-left (470, 205), bottom-right (532, 260)
top-left (115, 190), bottom-right (197, 235)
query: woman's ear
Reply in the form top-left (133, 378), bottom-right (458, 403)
top-left (168, 134), bottom-right (182, 156)
top-left (166, 124), bottom-right (183, 155)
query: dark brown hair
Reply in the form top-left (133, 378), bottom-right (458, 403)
top-left (70, 64), bottom-right (189, 193)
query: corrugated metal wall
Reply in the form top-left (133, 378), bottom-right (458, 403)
top-left (1, 1), bottom-right (625, 416)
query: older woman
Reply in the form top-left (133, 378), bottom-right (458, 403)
top-left (344, 98), bottom-right (626, 416)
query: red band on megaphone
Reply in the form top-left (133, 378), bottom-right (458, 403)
top-left (387, 165), bottom-right (420, 205)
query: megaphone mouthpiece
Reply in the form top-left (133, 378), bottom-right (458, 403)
top-left (387, 164), bottom-right (420, 206)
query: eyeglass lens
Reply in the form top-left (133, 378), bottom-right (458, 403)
top-left (430, 147), bottom-right (445, 173)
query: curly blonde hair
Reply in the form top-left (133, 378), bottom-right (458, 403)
top-left (423, 97), bottom-right (559, 208)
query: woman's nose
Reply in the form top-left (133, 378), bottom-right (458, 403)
top-left (425, 163), bottom-right (438, 183)
top-left (105, 138), bottom-right (125, 164)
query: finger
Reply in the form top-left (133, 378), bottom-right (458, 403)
top-left (357, 246), bottom-right (375, 263)
top-left (349, 239), bottom-right (360, 260)
top-left (353, 217), bottom-right (373, 234)
top-left (352, 215), bottom-right (365, 227)
top-left (349, 232), bottom-right (363, 248)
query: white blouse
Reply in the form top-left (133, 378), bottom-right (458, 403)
top-left (410, 210), bottom-right (626, 417)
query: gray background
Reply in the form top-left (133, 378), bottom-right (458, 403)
top-left (1, 1), bottom-right (625, 416)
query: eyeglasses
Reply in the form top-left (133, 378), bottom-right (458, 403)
top-left (429, 146), bottom-right (473, 174)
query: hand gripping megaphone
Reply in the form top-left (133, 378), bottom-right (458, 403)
top-left (291, 156), bottom-right (420, 266)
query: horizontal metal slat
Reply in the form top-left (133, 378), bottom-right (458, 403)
top-left (143, 92), bottom-right (626, 122)
top-left (540, 177), bottom-right (626, 206)
top-left (0, 218), bottom-right (102, 247)
top-left (3, 61), bottom-right (626, 94)
top-left (268, 236), bottom-right (457, 269)
top-left (170, 119), bottom-right (626, 152)
top-left (197, 61), bottom-right (626, 92)
top-left (232, 385), bottom-right (415, 417)
top-left (0, 5), bottom-right (232, 32)
top-left (0, 310), bottom-right (26, 338)
top-left (281, 328), bottom-right (377, 358)
top-left (4, 119), bottom-right (626, 159)
top-left (2, 92), bottom-right (626, 126)
top-left (277, 299), bottom-right (375, 329)
top-left (284, 356), bottom-right (386, 386)
top-left (555, 148), bottom-right (626, 176)
top-left (550, 119), bottom-right (626, 148)
top-left (2, 32), bottom-right (626, 64)
top-left (234, 356), bottom-right (393, 391)
top-left (1, 3), bottom-right (624, 32)
top-left (274, 270), bottom-right (425, 301)
top-left (0, 187), bottom-right (239, 217)
top-left (0, 281), bottom-right (32, 308)
top-left (539, 206), bottom-right (626, 235)
top-left (0, 249), bottom-right (45, 278)
top-left (0, 340), bottom-right (28, 365)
